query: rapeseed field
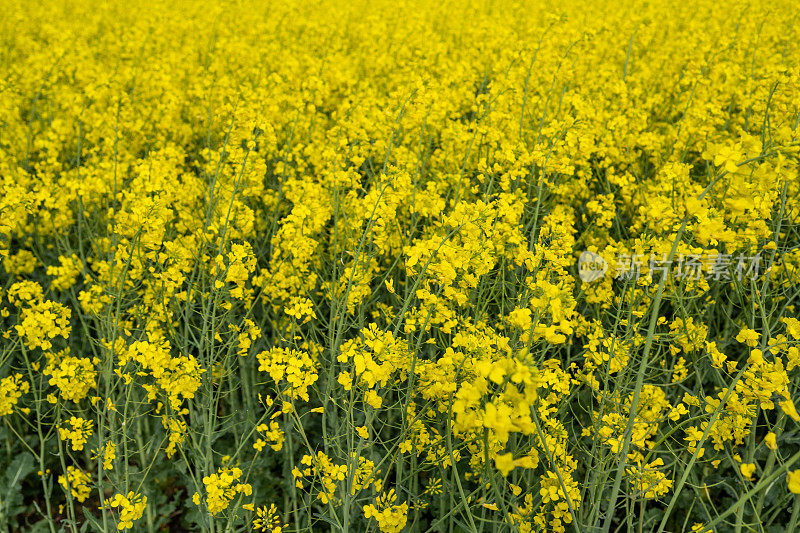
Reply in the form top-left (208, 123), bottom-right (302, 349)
top-left (1, 0), bottom-right (800, 531)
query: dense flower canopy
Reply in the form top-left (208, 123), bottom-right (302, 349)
top-left (1, 0), bottom-right (800, 531)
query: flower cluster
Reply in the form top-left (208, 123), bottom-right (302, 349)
top-left (108, 491), bottom-right (147, 530)
top-left (192, 466), bottom-right (253, 516)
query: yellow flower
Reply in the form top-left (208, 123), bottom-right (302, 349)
top-left (364, 390), bottom-right (383, 409)
top-left (788, 471), bottom-right (800, 494)
top-left (494, 453), bottom-right (515, 477)
top-left (109, 491), bottom-right (147, 530)
top-left (253, 504), bottom-right (285, 532)
top-left (735, 327), bottom-right (760, 348)
top-left (194, 467), bottom-right (252, 515)
top-left (0, 374), bottom-right (29, 416)
top-left (58, 466), bottom-right (91, 503)
top-left (740, 463), bottom-right (756, 481)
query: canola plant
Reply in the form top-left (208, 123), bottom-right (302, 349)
top-left (1, 0), bottom-right (800, 531)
